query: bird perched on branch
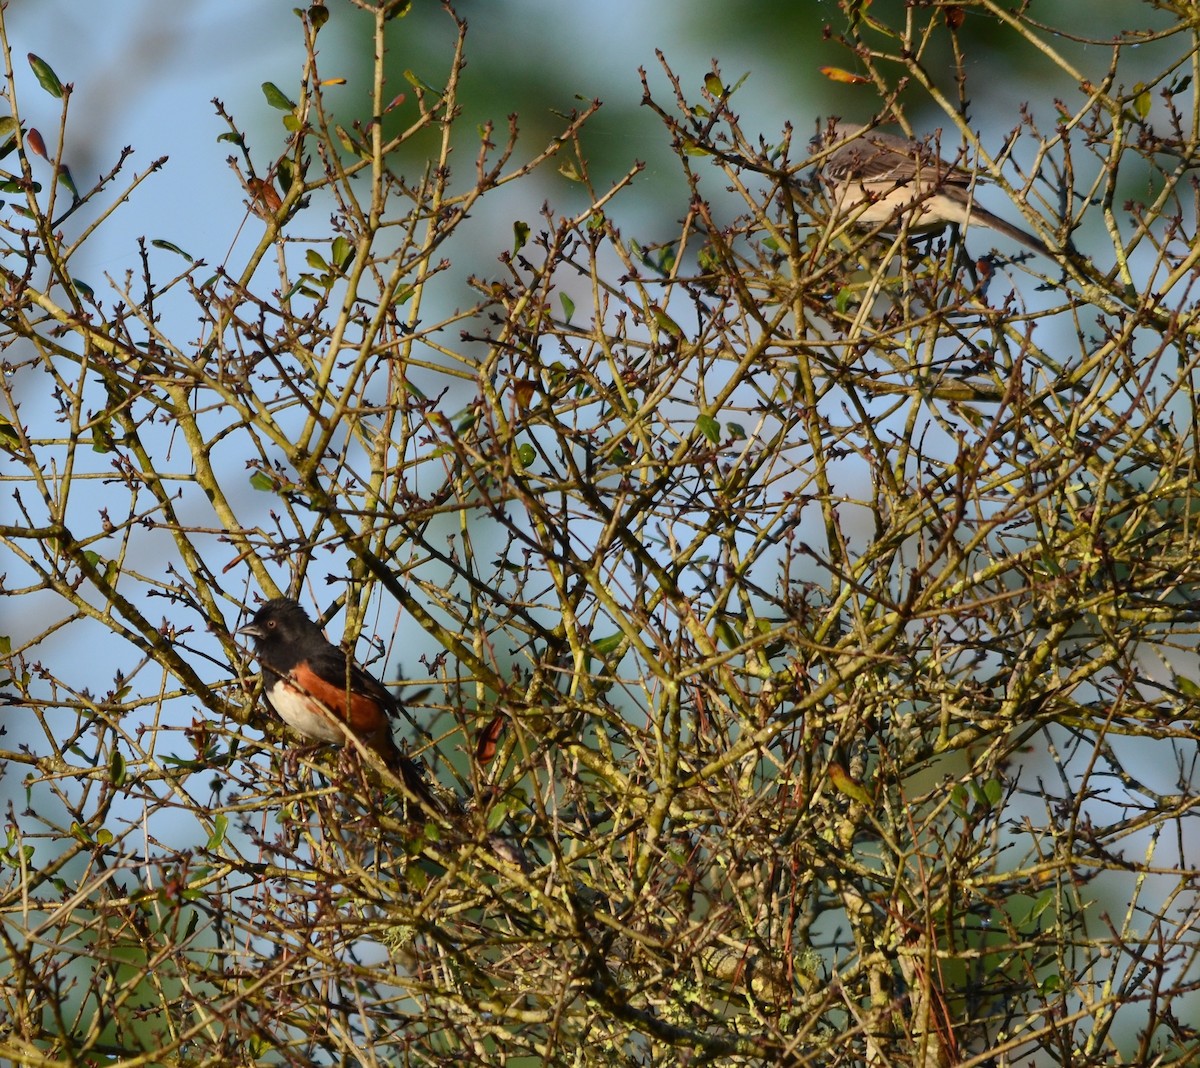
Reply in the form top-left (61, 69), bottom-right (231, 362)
top-left (813, 120), bottom-right (1051, 256)
top-left (238, 597), bottom-right (444, 814)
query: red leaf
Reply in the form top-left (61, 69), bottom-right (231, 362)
top-left (475, 713), bottom-right (506, 764)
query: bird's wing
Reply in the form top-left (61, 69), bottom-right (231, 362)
top-left (826, 132), bottom-right (975, 189)
top-left (305, 644), bottom-right (400, 718)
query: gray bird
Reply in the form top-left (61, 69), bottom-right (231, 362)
top-left (814, 121), bottom-right (1051, 256)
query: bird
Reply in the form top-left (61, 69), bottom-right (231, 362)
top-left (238, 597), bottom-right (443, 813)
top-left (813, 120), bottom-right (1051, 256)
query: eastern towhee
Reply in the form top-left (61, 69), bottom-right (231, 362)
top-left (238, 597), bottom-right (443, 813)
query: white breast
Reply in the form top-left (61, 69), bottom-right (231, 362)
top-left (266, 683), bottom-right (345, 744)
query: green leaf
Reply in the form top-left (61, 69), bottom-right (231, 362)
top-left (0, 116), bottom-right (18, 159)
top-left (305, 248), bottom-right (329, 272)
top-left (262, 82), bottom-right (297, 112)
top-left (704, 73), bottom-right (725, 98)
top-left (403, 69), bottom-right (440, 94)
top-left (309, 3), bottom-right (329, 31)
top-left (280, 279), bottom-right (308, 302)
top-left (652, 307), bottom-right (682, 337)
top-left (827, 763), bottom-right (872, 806)
top-left (949, 784), bottom-right (969, 814)
top-left (91, 417), bottom-right (114, 453)
top-left (1026, 889), bottom-right (1057, 923)
top-left (516, 442), bottom-right (536, 468)
top-left (983, 778), bottom-right (1003, 807)
top-left (592, 633), bottom-right (624, 658)
top-left (331, 235), bottom-right (353, 271)
top-left (27, 54), bottom-right (64, 98)
top-left (249, 471), bottom-right (275, 492)
top-left (1039, 973), bottom-right (1062, 995)
top-left (727, 71), bottom-right (751, 96)
top-left (695, 413), bottom-right (721, 444)
top-left (1175, 674), bottom-right (1200, 698)
top-left (334, 124), bottom-right (361, 156)
top-left (57, 164), bottom-right (78, 202)
top-left (151, 239), bottom-right (193, 261)
top-left (109, 750), bottom-right (126, 786)
top-left (512, 220), bottom-right (530, 255)
top-left (714, 618), bottom-right (739, 650)
top-left (207, 813), bottom-right (229, 851)
top-left (1132, 82), bottom-right (1151, 120)
top-left (485, 800), bottom-right (513, 832)
top-left (559, 293), bottom-right (575, 322)
top-left (276, 157), bottom-right (297, 193)
top-left (0, 178), bottom-right (39, 194)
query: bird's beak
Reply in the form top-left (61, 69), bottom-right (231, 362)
top-left (237, 622), bottom-right (265, 640)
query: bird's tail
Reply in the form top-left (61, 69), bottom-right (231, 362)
top-left (952, 199), bottom-right (1051, 256)
top-left (374, 732), bottom-right (451, 816)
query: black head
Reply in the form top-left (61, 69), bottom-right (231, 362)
top-left (237, 597), bottom-right (322, 649)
